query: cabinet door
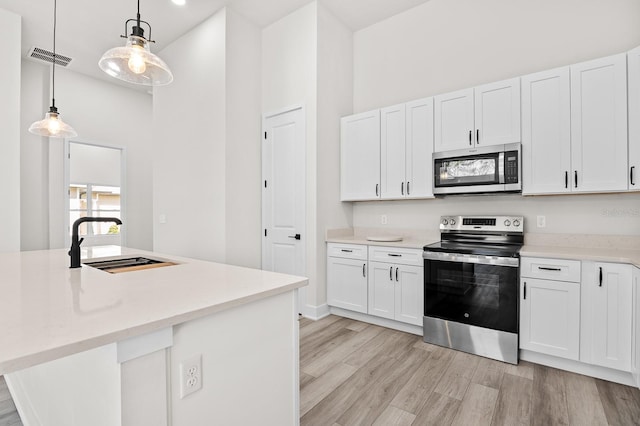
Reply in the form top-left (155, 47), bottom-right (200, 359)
top-left (327, 257), bottom-right (368, 313)
top-left (380, 104), bottom-right (406, 199)
top-left (405, 97), bottom-right (434, 199)
top-left (629, 46), bottom-right (640, 191)
top-left (368, 262), bottom-right (395, 320)
top-left (581, 262), bottom-right (633, 371)
top-left (434, 88), bottom-right (474, 152)
top-left (340, 110), bottom-right (380, 201)
top-left (521, 67), bottom-right (572, 194)
top-left (394, 265), bottom-right (424, 326)
top-left (520, 278), bottom-right (580, 360)
top-left (474, 78), bottom-right (521, 147)
top-left (571, 54), bottom-right (628, 192)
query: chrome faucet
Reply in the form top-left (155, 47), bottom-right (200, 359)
top-left (69, 217), bottom-right (123, 268)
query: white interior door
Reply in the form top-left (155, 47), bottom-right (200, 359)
top-left (262, 106), bottom-right (306, 283)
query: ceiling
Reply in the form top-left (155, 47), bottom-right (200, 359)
top-left (0, 0), bottom-right (430, 91)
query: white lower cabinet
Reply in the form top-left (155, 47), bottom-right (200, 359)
top-left (327, 243), bottom-right (423, 327)
top-left (368, 262), bottom-right (423, 326)
top-left (327, 244), bottom-right (368, 313)
top-left (520, 278), bottom-right (580, 360)
top-left (581, 261), bottom-right (633, 371)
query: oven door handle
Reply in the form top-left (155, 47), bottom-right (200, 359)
top-left (422, 251), bottom-right (519, 267)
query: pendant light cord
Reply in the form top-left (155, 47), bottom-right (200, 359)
top-left (52, 0), bottom-right (57, 108)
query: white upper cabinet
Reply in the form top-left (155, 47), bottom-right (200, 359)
top-left (521, 67), bottom-right (572, 194)
top-left (434, 88), bottom-right (474, 151)
top-left (570, 54), bottom-right (628, 193)
top-left (475, 78), bottom-right (521, 146)
top-left (633, 267), bottom-right (640, 388)
top-left (629, 46), bottom-right (640, 191)
top-left (434, 78), bottom-right (520, 152)
top-left (380, 104), bottom-right (406, 199)
top-left (340, 110), bottom-right (380, 201)
top-left (376, 99), bottom-right (435, 200)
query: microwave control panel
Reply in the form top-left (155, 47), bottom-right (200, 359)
top-left (505, 151), bottom-right (519, 184)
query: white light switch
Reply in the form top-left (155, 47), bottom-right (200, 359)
top-left (159, 214), bottom-right (167, 224)
top-left (537, 216), bottom-right (546, 228)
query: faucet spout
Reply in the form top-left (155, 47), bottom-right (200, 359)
top-left (69, 217), bottom-right (123, 268)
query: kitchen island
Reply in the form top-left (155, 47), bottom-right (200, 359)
top-left (0, 246), bottom-right (307, 425)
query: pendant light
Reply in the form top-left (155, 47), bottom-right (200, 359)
top-left (28, 0), bottom-right (77, 139)
top-left (98, 0), bottom-right (173, 86)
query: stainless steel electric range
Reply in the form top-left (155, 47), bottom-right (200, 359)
top-left (422, 215), bottom-right (524, 364)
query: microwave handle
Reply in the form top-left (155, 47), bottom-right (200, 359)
top-left (498, 152), bottom-right (505, 184)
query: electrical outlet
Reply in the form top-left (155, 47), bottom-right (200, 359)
top-left (537, 215), bottom-right (546, 228)
top-left (159, 214), bottom-right (167, 224)
top-left (381, 215), bottom-right (388, 225)
top-left (180, 354), bottom-right (202, 399)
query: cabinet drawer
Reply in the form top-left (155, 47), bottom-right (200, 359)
top-left (368, 246), bottom-right (423, 267)
top-left (521, 257), bottom-right (581, 282)
top-left (327, 243), bottom-right (368, 260)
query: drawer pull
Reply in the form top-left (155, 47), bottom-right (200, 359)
top-left (388, 253), bottom-right (402, 257)
top-left (538, 266), bottom-right (561, 272)
top-left (341, 249), bottom-right (353, 253)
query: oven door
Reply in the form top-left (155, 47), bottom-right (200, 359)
top-left (423, 252), bottom-right (519, 333)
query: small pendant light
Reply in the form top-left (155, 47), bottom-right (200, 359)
top-left (28, 0), bottom-right (78, 139)
top-left (98, 0), bottom-right (173, 86)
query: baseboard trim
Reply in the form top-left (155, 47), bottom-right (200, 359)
top-left (520, 350), bottom-right (636, 387)
top-left (300, 303), bottom-right (330, 321)
top-left (329, 307), bottom-right (423, 336)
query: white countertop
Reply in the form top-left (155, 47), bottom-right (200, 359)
top-left (0, 246), bottom-right (307, 374)
top-left (325, 235), bottom-right (437, 250)
top-left (326, 227), bottom-right (439, 250)
top-left (520, 245), bottom-right (640, 268)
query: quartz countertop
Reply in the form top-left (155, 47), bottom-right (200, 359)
top-left (0, 246), bottom-right (307, 374)
top-left (520, 245), bottom-right (640, 268)
top-left (326, 228), bottom-right (439, 250)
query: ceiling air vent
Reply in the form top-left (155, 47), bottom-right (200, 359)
top-left (27, 46), bottom-right (72, 67)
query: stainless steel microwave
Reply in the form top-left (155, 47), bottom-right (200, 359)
top-left (433, 143), bottom-right (521, 195)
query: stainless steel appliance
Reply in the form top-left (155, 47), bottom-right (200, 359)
top-left (423, 215), bottom-right (523, 364)
top-left (433, 143), bottom-right (521, 195)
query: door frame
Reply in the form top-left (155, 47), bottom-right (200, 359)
top-left (261, 104), bottom-right (306, 310)
top-left (62, 139), bottom-right (127, 248)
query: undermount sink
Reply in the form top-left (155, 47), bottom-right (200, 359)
top-left (83, 256), bottom-right (177, 274)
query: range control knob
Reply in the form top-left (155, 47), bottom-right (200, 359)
top-left (504, 219), bottom-right (511, 226)
top-left (450, 219), bottom-right (456, 225)
top-left (442, 219), bottom-right (449, 225)
top-left (513, 219), bottom-right (521, 227)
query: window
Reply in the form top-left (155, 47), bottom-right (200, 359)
top-left (69, 184), bottom-right (121, 236)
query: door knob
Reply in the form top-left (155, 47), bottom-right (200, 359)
top-left (288, 234), bottom-right (301, 240)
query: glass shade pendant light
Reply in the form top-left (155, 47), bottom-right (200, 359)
top-left (98, 0), bottom-right (173, 86)
top-left (28, 0), bottom-right (77, 138)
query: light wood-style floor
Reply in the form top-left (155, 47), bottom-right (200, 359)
top-left (0, 376), bottom-right (22, 426)
top-left (299, 315), bottom-right (640, 426)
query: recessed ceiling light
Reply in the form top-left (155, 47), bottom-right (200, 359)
top-left (172, 0), bottom-right (186, 5)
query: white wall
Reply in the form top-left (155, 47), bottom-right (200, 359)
top-left (20, 60), bottom-right (154, 251)
top-left (315, 4), bottom-right (354, 306)
top-left (225, 8), bottom-right (262, 269)
top-left (262, 3), bottom-right (319, 309)
top-left (0, 9), bottom-right (21, 252)
top-left (153, 9), bottom-right (227, 262)
top-left (351, 0), bottom-right (640, 237)
top-left (354, 0), bottom-right (640, 111)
